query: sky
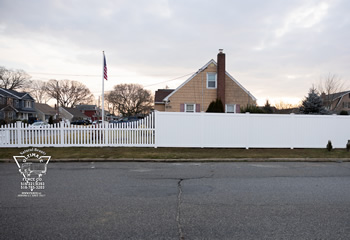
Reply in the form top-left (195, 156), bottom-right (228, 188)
top-left (0, 0), bottom-right (349, 106)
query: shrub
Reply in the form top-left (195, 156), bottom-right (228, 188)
top-left (326, 140), bottom-right (333, 152)
top-left (0, 119), bottom-right (7, 126)
top-left (346, 140), bottom-right (350, 152)
top-left (48, 116), bottom-right (54, 124)
top-left (241, 105), bottom-right (265, 114)
top-left (339, 110), bottom-right (349, 115)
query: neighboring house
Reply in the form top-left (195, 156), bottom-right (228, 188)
top-left (0, 88), bottom-right (36, 121)
top-left (35, 103), bottom-right (57, 122)
top-left (155, 89), bottom-right (175, 112)
top-left (76, 105), bottom-right (100, 121)
top-left (321, 90), bottom-right (350, 114)
top-left (59, 107), bottom-right (88, 122)
top-left (154, 49), bottom-right (256, 113)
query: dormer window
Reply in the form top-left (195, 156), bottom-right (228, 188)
top-left (25, 100), bottom-right (31, 108)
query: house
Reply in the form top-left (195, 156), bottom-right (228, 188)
top-left (154, 49), bottom-right (256, 113)
top-left (35, 103), bottom-right (57, 122)
top-left (59, 106), bottom-right (88, 122)
top-left (154, 89), bottom-right (175, 111)
top-left (0, 88), bottom-right (36, 121)
top-left (76, 104), bottom-right (100, 121)
top-left (321, 90), bottom-right (350, 114)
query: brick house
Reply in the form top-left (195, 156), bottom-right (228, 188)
top-left (0, 88), bottom-right (36, 121)
top-left (154, 50), bottom-right (256, 113)
top-left (76, 104), bottom-right (100, 121)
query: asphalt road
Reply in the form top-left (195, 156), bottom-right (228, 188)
top-left (1, 161), bottom-right (350, 240)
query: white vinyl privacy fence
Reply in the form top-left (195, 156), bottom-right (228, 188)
top-left (156, 112), bottom-right (350, 148)
top-left (1, 111), bottom-right (349, 148)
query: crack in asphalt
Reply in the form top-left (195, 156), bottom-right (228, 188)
top-left (175, 174), bottom-right (213, 240)
top-left (176, 178), bottom-right (184, 240)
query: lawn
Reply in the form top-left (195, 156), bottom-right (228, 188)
top-left (0, 147), bottom-right (349, 161)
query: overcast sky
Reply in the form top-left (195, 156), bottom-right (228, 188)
top-left (0, 0), bottom-right (349, 105)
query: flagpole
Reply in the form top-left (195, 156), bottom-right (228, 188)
top-left (102, 51), bottom-right (105, 125)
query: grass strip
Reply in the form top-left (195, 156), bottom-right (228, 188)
top-left (0, 147), bottom-right (349, 160)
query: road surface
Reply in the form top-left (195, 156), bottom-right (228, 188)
top-left (1, 161), bottom-right (350, 239)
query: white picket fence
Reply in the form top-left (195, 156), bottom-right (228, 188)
top-left (1, 111), bottom-right (349, 148)
top-left (0, 112), bottom-right (155, 147)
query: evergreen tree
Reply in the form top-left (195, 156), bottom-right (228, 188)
top-left (263, 100), bottom-right (274, 113)
top-left (206, 99), bottom-right (224, 113)
top-left (299, 87), bottom-right (328, 114)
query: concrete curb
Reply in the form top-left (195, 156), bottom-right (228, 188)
top-left (1, 158), bottom-right (350, 163)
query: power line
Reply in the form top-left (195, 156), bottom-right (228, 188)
top-left (29, 71), bottom-right (195, 88)
top-left (143, 72), bottom-right (195, 87)
top-left (29, 72), bottom-right (114, 77)
top-left (28, 71), bottom-right (191, 78)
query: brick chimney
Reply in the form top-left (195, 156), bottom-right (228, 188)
top-left (217, 49), bottom-right (225, 106)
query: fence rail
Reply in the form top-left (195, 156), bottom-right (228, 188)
top-left (1, 112), bottom-right (349, 148)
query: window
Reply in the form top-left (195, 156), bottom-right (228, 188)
top-left (25, 101), bottom-right (31, 108)
top-left (185, 104), bottom-right (195, 113)
top-left (226, 104), bottom-right (236, 113)
top-left (207, 73), bottom-right (217, 89)
top-left (342, 102), bottom-right (350, 108)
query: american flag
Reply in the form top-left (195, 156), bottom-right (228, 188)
top-left (103, 52), bottom-right (108, 80)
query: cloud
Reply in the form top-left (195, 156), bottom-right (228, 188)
top-left (0, 0), bottom-right (349, 104)
top-left (275, 1), bottom-right (329, 38)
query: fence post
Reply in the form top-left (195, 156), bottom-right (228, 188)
top-left (154, 111), bottom-right (158, 148)
top-left (16, 121), bottom-right (22, 147)
top-left (104, 121), bottom-right (109, 146)
top-left (200, 112), bottom-right (204, 148)
top-left (60, 121), bottom-right (64, 146)
top-left (245, 113), bottom-right (250, 149)
top-left (290, 113), bottom-right (295, 149)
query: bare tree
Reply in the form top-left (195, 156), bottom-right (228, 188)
top-left (274, 100), bottom-right (300, 110)
top-left (106, 83), bottom-right (153, 116)
top-left (316, 73), bottom-right (347, 111)
top-left (105, 91), bottom-right (118, 116)
top-left (27, 80), bottom-right (51, 104)
top-left (45, 79), bottom-right (94, 107)
top-left (0, 66), bottom-right (31, 90)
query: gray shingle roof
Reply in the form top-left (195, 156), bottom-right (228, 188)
top-left (154, 89), bottom-right (174, 103)
top-left (62, 107), bottom-right (87, 118)
top-left (35, 103), bottom-right (56, 115)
